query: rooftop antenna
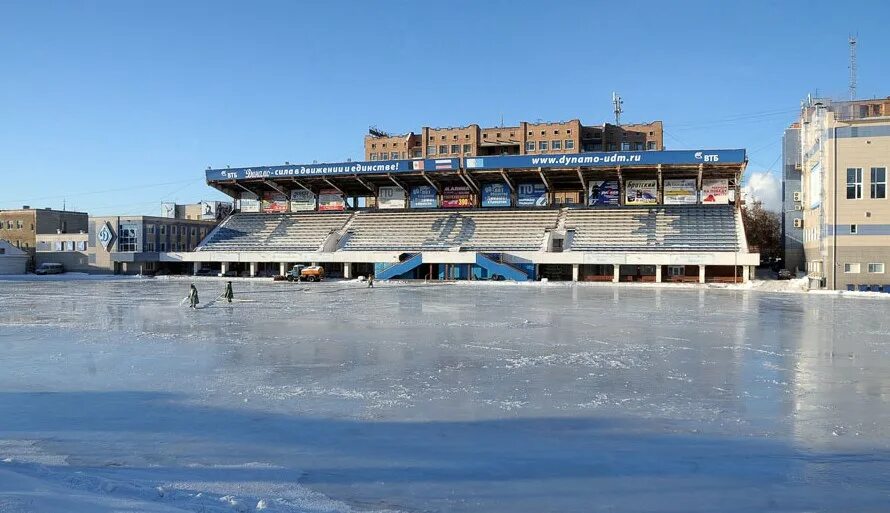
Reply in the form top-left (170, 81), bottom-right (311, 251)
top-left (849, 35), bottom-right (857, 100)
top-left (612, 92), bottom-right (623, 125)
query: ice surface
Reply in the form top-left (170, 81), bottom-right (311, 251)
top-left (1, 277), bottom-right (890, 512)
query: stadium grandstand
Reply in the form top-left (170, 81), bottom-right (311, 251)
top-left (169, 149), bottom-right (759, 282)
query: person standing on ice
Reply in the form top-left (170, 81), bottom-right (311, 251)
top-left (367, 274), bottom-right (374, 288)
top-left (188, 284), bottom-right (199, 308)
top-left (223, 281), bottom-right (234, 303)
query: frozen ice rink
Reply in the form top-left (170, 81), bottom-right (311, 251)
top-left (1, 277), bottom-right (889, 512)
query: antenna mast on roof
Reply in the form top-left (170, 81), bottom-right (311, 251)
top-left (612, 92), bottom-right (623, 125)
top-left (849, 35), bottom-right (857, 100)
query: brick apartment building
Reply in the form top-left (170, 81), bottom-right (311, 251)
top-left (0, 207), bottom-right (89, 269)
top-left (364, 119), bottom-right (664, 161)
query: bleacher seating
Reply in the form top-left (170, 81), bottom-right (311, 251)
top-left (565, 205), bottom-right (740, 252)
top-left (340, 209), bottom-right (559, 252)
top-left (197, 212), bottom-right (351, 252)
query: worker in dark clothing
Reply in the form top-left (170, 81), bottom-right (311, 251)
top-left (223, 281), bottom-right (234, 303)
top-left (188, 284), bottom-right (199, 308)
top-left (367, 274), bottom-right (375, 288)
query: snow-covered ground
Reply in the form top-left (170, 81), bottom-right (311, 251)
top-left (1, 278), bottom-right (890, 512)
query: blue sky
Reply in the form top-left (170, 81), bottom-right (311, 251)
top-left (1, 0), bottom-right (888, 215)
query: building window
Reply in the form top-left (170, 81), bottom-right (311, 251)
top-left (450, 144), bottom-right (459, 154)
top-left (369, 153), bottom-right (378, 160)
top-left (381, 143), bottom-right (387, 148)
top-left (565, 139), bottom-right (574, 150)
top-left (462, 144), bottom-right (471, 154)
top-left (160, 242), bottom-right (166, 251)
top-left (145, 242), bottom-right (154, 252)
top-left (850, 224), bottom-right (858, 234)
top-left (668, 265), bottom-right (685, 276)
top-left (413, 149), bottom-right (422, 158)
top-left (118, 226), bottom-right (138, 252)
top-left (635, 142), bottom-right (644, 150)
top-left (496, 132), bottom-right (501, 137)
top-left (846, 168), bottom-right (862, 199)
top-left (482, 133), bottom-right (488, 139)
top-left (621, 142), bottom-right (631, 151)
top-left (566, 129), bottom-right (571, 134)
top-left (428, 146), bottom-right (437, 156)
top-left (16, 220), bottom-right (22, 229)
top-left (54, 241), bottom-right (63, 251)
top-left (391, 152), bottom-right (398, 159)
top-left (553, 130), bottom-right (559, 134)
top-left (528, 131), bottom-right (533, 136)
top-left (552, 140), bottom-right (562, 150)
top-left (844, 263), bottom-right (860, 273)
top-left (870, 167), bottom-right (886, 199)
top-left (538, 141), bottom-right (548, 151)
top-left (160, 225), bottom-right (166, 235)
top-left (526, 142), bottom-right (535, 152)
top-left (647, 141), bottom-right (657, 150)
top-left (146, 224), bottom-right (154, 234)
top-left (439, 145), bottom-right (447, 154)
top-left (77, 241), bottom-right (87, 251)
top-left (868, 263), bottom-right (885, 273)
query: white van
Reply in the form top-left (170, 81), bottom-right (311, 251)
top-left (34, 263), bottom-right (64, 275)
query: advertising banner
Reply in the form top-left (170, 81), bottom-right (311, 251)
top-left (409, 185), bottom-right (438, 208)
top-left (261, 192), bottom-right (288, 213)
top-left (481, 182), bottom-right (511, 207)
top-left (240, 192), bottom-right (260, 213)
top-left (516, 183), bottom-right (547, 206)
top-left (442, 185), bottom-right (474, 208)
top-left (318, 188), bottom-right (345, 211)
top-left (701, 179), bottom-right (729, 204)
top-left (588, 181), bottom-right (620, 206)
top-left (461, 149), bottom-right (747, 171)
top-left (290, 189), bottom-right (317, 211)
top-left (378, 186), bottom-right (406, 209)
top-left (625, 180), bottom-right (658, 205)
top-left (161, 202), bottom-right (176, 218)
top-left (663, 179), bottom-right (698, 205)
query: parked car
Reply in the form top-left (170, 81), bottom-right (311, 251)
top-left (776, 269), bottom-right (793, 280)
top-left (34, 263), bottom-right (64, 275)
top-left (194, 268), bottom-right (215, 276)
top-left (221, 270), bottom-right (239, 277)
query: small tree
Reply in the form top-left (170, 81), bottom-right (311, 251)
top-left (741, 201), bottom-right (782, 262)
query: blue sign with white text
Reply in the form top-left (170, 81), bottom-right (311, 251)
top-left (464, 150), bottom-right (746, 171)
top-left (516, 183), bottom-right (547, 206)
top-left (481, 183), bottom-right (511, 207)
top-left (409, 185), bottom-right (438, 208)
top-left (206, 157), bottom-right (460, 182)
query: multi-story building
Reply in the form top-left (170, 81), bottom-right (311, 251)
top-left (364, 119), bottom-right (663, 161)
top-left (0, 207), bottom-right (88, 268)
top-left (793, 96), bottom-right (890, 290)
top-left (88, 216), bottom-right (217, 274)
top-left (782, 123), bottom-right (804, 272)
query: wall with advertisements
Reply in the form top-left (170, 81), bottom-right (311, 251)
top-left (290, 189), bottom-right (317, 211)
top-left (624, 180), bottom-right (658, 205)
top-left (481, 183), bottom-right (511, 207)
top-left (516, 183), bottom-right (547, 206)
top-left (318, 189), bottom-right (345, 211)
top-left (240, 192), bottom-right (260, 213)
top-left (409, 186), bottom-right (438, 208)
top-left (663, 179), bottom-right (698, 205)
top-left (442, 185), bottom-right (474, 208)
top-left (701, 179), bottom-right (729, 204)
top-left (588, 181), bottom-right (620, 206)
top-left (378, 186), bottom-right (406, 209)
top-left (261, 192), bottom-right (288, 213)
